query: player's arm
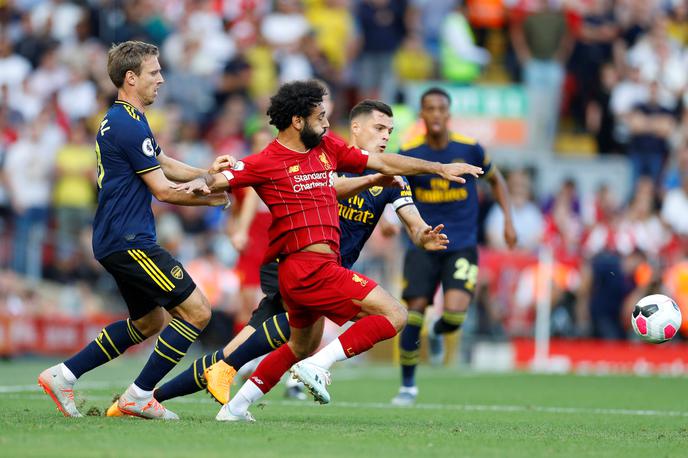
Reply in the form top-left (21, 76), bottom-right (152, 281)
top-left (396, 204), bottom-right (449, 251)
top-left (486, 165), bottom-right (517, 249)
top-left (229, 187), bottom-right (260, 252)
top-left (365, 153), bottom-right (483, 183)
top-left (141, 168), bottom-right (230, 207)
top-left (334, 174), bottom-right (404, 200)
top-left (157, 151), bottom-right (235, 182)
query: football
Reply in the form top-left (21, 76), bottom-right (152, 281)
top-left (631, 294), bottom-right (683, 343)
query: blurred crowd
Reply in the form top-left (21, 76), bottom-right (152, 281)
top-left (1, 0), bottom-right (688, 345)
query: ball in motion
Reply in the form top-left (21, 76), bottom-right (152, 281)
top-left (631, 294), bottom-right (682, 343)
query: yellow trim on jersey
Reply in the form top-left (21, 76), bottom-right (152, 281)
top-left (117, 102), bottom-right (141, 121)
top-left (127, 250), bottom-right (172, 292)
top-left (212, 352), bottom-right (217, 364)
top-left (134, 249), bottom-right (175, 290)
top-left (450, 132), bottom-right (477, 145)
top-left (263, 322), bottom-right (277, 349)
top-left (402, 132), bottom-right (478, 151)
top-left (401, 134), bottom-right (426, 151)
top-left (154, 347), bottom-right (179, 364)
top-left (102, 329), bottom-right (121, 356)
top-left (158, 337), bottom-right (186, 356)
top-left (135, 165), bottom-right (161, 175)
top-left (272, 315), bottom-right (288, 343)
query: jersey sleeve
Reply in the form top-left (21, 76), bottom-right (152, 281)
top-left (323, 134), bottom-right (369, 173)
top-left (475, 142), bottom-right (494, 178)
top-left (389, 176), bottom-right (414, 212)
top-left (219, 153), bottom-right (267, 190)
top-left (116, 121), bottom-right (161, 175)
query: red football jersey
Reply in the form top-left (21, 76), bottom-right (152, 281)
top-left (220, 134), bottom-right (369, 262)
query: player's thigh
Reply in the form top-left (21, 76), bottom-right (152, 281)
top-left (354, 285), bottom-right (407, 331)
top-left (402, 248), bottom-right (442, 306)
top-left (440, 247), bottom-right (479, 309)
top-left (287, 317), bottom-right (325, 359)
top-left (100, 246), bottom-right (198, 322)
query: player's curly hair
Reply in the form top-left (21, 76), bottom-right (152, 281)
top-left (267, 80), bottom-right (326, 131)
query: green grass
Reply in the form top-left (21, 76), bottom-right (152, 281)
top-left (1, 357), bottom-right (687, 457)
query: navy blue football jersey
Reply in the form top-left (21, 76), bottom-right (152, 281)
top-left (92, 100), bottom-right (162, 260)
top-left (399, 133), bottom-right (493, 250)
top-left (338, 169), bottom-right (414, 268)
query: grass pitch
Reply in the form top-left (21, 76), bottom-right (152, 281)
top-left (1, 356), bottom-right (687, 457)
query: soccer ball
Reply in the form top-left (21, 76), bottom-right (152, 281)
top-left (631, 294), bottom-right (682, 343)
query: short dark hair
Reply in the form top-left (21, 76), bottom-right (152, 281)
top-left (420, 87), bottom-right (451, 107)
top-left (349, 99), bottom-right (393, 121)
top-left (267, 80), bottom-right (326, 131)
top-left (107, 41), bottom-right (159, 89)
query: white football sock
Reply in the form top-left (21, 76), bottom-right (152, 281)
top-left (303, 338), bottom-right (346, 370)
top-left (228, 380), bottom-right (264, 415)
top-left (131, 383), bottom-right (154, 398)
top-left (59, 363), bottom-right (77, 383)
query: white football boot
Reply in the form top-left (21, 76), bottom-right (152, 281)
top-left (290, 361), bottom-right (331, 404)
top-left (37, 364), bottom-right (83, 417)
top-left (391, 386), bottom-right (418, 406)
top-left (216, 404), bottom-right (256, 422)
top-left (117, 384), bottom-right (179, 420)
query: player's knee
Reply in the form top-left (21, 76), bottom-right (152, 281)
top-left (133, 309), bottom-right (166, 337)
top-left (386, 302), bottom-right (408, 333)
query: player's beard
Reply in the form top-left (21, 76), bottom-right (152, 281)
top-left (300, 123), bottom-right (325, 150)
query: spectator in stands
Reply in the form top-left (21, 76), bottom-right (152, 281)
top-left (575, 248), bottom-right (649, 340)
top-left (663, 142), bottom-right (688, 193)
top-left (661, 169), bottom-right (688, 236)
top-left (4, 110), bottom-right (63, 280)
top-left (618, 177), bottom-right (669, 257)
top-left (626, 79), bottom-right (675, 189)
top-left (439, 2), bottom-right (490, 84)
top-left (52, 119), bottom-right (95, 281)
top-left (510, 0), bottom-right (572, 151)
top-left (586, 62), bottom-right (620, 153)
top-left (485, 169), bottom-right (543, 251)
top-left (568, 0), bottom-right (618, 128)
top-left (355, 0), bottom-right (410, 102)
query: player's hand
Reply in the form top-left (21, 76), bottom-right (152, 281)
top-left (209, 155), bottom-right (237, 173)
top-left (171, 177), bottom-right (211, 195)
top-left (230, 230), bottom-right (249, 252)
top-left (439, 163), bottom-right (483, 183)
top-left (373, 174), bottom-right (405, 189)
top-left (418, 224), bottom-right (449, 251)
top-left (504, 220), bottom-right (518, 249)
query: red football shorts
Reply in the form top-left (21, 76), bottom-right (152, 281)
top-left (278, 251), bottom-right (378, 328)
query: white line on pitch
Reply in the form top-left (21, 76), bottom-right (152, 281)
top-left (3, 389), bottom-right (687, 418)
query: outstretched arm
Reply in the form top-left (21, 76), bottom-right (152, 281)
top-left (157, 151), bottom-right (235, 182)
top-left (365, 153), bottom-right (483, 183)
top-left (396, 204), bottom-right (448, 251)
top-left (141, 168), bottom-right (229, 207)
top-left (334, 174), bottom-right (404, 200)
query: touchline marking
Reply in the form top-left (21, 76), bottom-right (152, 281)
top-left (3, 384), bottom-right (687, 418)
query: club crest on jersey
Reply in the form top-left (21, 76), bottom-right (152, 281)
top-left (369, 186), bottom-right (383, 196)
top-left (319, 152), bottom-right (332, 170)
top-left (142, 138), bottom-right (155, 157)
top-left (231, 161), bottom-right (245, 171)
top-left (288, 164), bottom-right (300, 173)
top-left (352, 273), bottom-right (368, 287)
top-left (171, 265), bottom-right (184, 280)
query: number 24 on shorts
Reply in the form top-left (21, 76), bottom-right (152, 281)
top-left (453, 258), bottom-right (478, 291)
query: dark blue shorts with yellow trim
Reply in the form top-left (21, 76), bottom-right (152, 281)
top-left (99, 245), bottom-right (196, 320)
top-left (402, 246), bottom-right (479, 303)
